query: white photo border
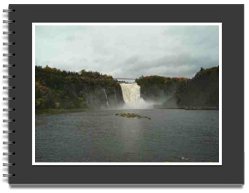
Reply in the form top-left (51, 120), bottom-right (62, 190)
top-left (32, 22), bottom-right (222, 166)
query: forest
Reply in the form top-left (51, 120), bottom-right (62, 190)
top-left (35, 66), bottom-right (123, 112)
top-left (136, 66), bottom-right (219, 109)
top-left (36, 65), bottom-right (219, 112)
top-left (175, 66), bottom-right (219, 108)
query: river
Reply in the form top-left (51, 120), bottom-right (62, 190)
top-left (35, 109), bottom-right (219, 163)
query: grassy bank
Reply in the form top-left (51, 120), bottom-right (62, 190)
top-left (36, 108), bottom-right (89, 115)
top-left (154, 105), bottom-right (218, 110)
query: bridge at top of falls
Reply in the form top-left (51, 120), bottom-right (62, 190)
top-left (115, 78), bottom-right (136, 83)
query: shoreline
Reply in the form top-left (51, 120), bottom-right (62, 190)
top-left (36, 108), bottom-right (88, 115)
top-left (36, 106), bottom-right (219, 115)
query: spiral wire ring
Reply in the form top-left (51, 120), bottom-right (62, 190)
top-left (2, 9), bottom-right (16, 179)
top-left (3, 9), bottom-right (15, 13)
top-left (3, 130), bottom-right (16, 134)
top-left (3, 42), bottom-right (15, 46)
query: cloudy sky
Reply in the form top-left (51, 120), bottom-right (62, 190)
top-left (35, 24), bottom-right (219, 78)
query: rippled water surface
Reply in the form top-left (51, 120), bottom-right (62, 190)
top-left (35, 109), bottom-right (219, 162)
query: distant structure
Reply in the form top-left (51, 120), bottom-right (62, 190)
top-left (115, 78), bottom-right (135, 83)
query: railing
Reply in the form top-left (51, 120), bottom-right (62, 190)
top-left (115, 78), bottom-right (135, 80)
top-left (115, 78), bottom-right (136, 83)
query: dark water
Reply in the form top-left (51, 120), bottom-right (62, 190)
top-left (35, 109), bottom-right (219, 162)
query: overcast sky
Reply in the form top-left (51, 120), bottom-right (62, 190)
top-left (35, 24), bottom-right (219, 78)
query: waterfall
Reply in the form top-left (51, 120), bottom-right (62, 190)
top-left (114, 89), bottom-right (118, 104)
top-left (120, 83), bottom-right (153, 109)
top-left (103, 89), bottom-right (109, 107)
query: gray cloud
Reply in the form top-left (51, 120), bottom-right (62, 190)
top-left (35, 25), bottom-right (219, 78)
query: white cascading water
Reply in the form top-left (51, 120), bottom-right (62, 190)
top-left (102, 88), bottom-right (109, 107)
top-left (120, 83), bottom-right (153, 109)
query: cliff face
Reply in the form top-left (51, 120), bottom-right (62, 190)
top-left (36, 65), bottom-right (219, 111)
top-left (136, 76), bottom-right (188, 104)
top-left (176, 67), bottom-right (219, 108)
top-left (35, 66), bottom-right (124, 111)
top-left (136, 66), bottom-right (219, 109)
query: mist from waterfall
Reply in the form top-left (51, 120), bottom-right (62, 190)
top-left (120, 83), bottom-right (153, 109)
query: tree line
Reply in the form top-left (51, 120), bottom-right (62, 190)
top-left (136, 66), bottom-right (219, 109)
top-left (36, 65), bottom-right (219, 112)
top-left (35, 66), bottom-right (123, 112)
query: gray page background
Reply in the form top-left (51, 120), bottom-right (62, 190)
top-left (8, 4), bottom-right (244, 184)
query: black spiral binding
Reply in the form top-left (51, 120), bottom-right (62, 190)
top-left (3, 8), bottom-right (16, 179)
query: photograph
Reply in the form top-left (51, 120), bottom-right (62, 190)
top-left (33, 23), bottom-right (221, 164)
